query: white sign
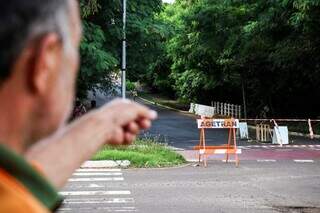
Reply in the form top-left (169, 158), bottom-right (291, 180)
top-left (190, 103), bottom-right (215, 117)
top-left (272, 126), bottom-right (289, 145)
top-left (197, 119), bottom-right (240, 129)
top-left (238, 122), bottom-right (249, 139)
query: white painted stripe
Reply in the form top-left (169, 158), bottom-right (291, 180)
top-left (200, 149), bottom-right (242, 154)
top-left (68, 177), bottom-right (124, 182)
top-left (63, 198), bottom-right (134, 204)
top-left (76, 169), bottom-right (121, 172)
top-left (257, 160), bottom-right (276, 162)
top-left (214, 149), bottom-right (242, 154)
top-left (262, 146), bottom-right (268, 148)
top-left (87, 183), bottom-right (103, 188)
top-left (222, 160), bottom-right (236, 163)
top-left (73, 172), bottom-right (122, 176)
top-left (60, 190), bottom-right (131, 196)
top-left (58, 207), bottom-right (136, 212)
top-left (294, 160), bottom-right (314, 163)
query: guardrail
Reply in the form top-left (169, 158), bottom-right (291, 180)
top-left (213, 102), bottom-right (241, 119)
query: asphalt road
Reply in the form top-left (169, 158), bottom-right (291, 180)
top-left (57, 161), bottom-right (320, 213)
top-left (58, 96), bottom-right (320, 213)
top-left (138, 99), bottom-right (233, 149)
top-left (125, 161), bottom-right (320, 213)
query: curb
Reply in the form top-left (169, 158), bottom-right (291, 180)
top-left (138, 96), bottom-right (192, 115)
top-left (81, 160), bottom-right (131, 168)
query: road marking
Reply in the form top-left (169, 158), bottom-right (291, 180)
top-left (58, 206), bottom-right (136, 212)
top-left (238, 144), bottom-right (320, 150)
top-left (63, 198), bottom-right (135, 204)
top-left (73, 172), bottom-right (122, 176)
top-left (87, 183), bottom-right (103, 188)
top-left (257, 160), bottom-right (277, 162)
top-left (76, 168), bottom-right (121, 172)
top-left (294, 160), bottom-right (314, 163)
top-left (60, 190), bottom-right (131, 196)
top-left (68, 177), bottom-right (124, 182)
top-left (206, 149), bottom-right (241, 154)
top-left (221, 160), bottom-right (236, 163)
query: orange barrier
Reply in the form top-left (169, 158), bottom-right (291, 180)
top-left (193, 118), bottom-right (241, 167)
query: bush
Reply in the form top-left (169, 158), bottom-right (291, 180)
top-left (126, 81), bottom-right (136, 91)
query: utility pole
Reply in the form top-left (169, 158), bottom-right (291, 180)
top-left (241, 75), bottom-right (247, 119)
top-left (121, 0), bottom-right (127, 99)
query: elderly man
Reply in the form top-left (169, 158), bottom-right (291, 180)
top-left (0, 0), bottom-right (157, 212)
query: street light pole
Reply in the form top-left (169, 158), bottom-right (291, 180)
top-left (121, 0), bottom-right (127, 99)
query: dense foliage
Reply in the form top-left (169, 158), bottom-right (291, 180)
top-left (149, 0), bottom-right (320, 118)
top-left (78, 0), bottom-right (163, 98)
top-left (79, 0), bottom-right (320, 118)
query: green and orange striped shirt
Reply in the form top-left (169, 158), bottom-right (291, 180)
top-left (0, 144), bottom-right (63, 212)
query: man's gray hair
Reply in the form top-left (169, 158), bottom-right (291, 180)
top-left (0, 0), bottom-right (71, 83)
top-left (30, 1), bottom-right (72, 50)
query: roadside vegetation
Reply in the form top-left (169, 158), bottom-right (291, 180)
top-left (79, 1), bottom-right (320, 119)
top-left (93, 137), bottom-right (186, 168)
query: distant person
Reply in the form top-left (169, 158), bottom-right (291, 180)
top-left (72, 100), bottom-right (87, 119)
top-left (132, 89), bottom-right (138, 101)
top-left (0, 0), bottom-right (157, 212)
top-left (90, 100), bottom-right (97, 110)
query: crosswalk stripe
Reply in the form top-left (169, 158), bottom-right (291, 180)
top-left (68, 177), bottom-right (124, 182)
top-left (63, 198), bottom-right (135, 204)
top-left (58, 207), bottom-right (136, 212)
top-left (77, 169), bottom-right (121, 172)
top-left (73, 172), bottom-right (122, 176)
top-left (60, 190), bottom-right (131, 196)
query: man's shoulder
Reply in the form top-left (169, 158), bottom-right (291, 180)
top-left (0, 169), bottom-right (49, 213)
top-left (0, 144), bottom-right (63, 211)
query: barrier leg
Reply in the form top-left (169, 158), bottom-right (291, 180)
top-left (202, 129), bottom-right (207, 167)
top-left (198, 128), bottom-right (204, 164)
top-left (233, 128), bottom-right (239, 167)
top-left (308, 119), bottom-right (314, 140)
top-left (226, 128), bottom-right (232, 163)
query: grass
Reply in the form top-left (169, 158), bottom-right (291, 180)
top-left (139, 92), bottom-right (189, 111)
top-left (92, 137), bottom-right (186, 168)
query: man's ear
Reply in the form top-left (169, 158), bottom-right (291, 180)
top-left (28, 33), bottom-right (63, 95)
